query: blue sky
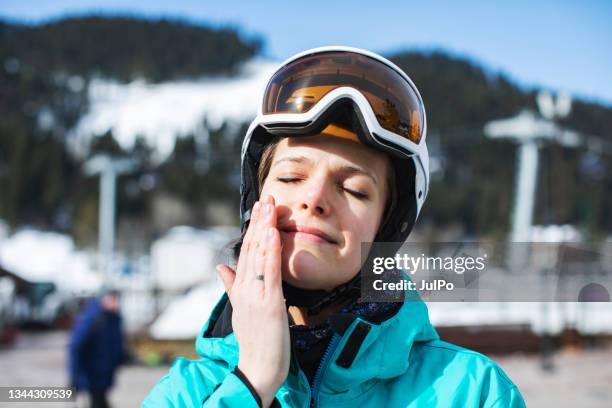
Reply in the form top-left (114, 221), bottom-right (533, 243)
top-left (2, 0), bottom-right (611, 105)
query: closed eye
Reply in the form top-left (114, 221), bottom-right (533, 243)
top-left (277, 177), bottom-right (301, 183)
top-left (277, 177), bottom-right (369, 199)
top-left (342, 187), bottom-right (368, 199)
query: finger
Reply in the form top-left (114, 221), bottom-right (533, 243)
top-left (245, 201), bottom-right (261, 243)
top-left (253, 225), bottom-right (267, 294)
top-left (216, 264), bottom-right (236, 295)
top-left (246, 195), bottom-right (277, 287)
top-left (267, 195), bottom-right (277, 228)
top-left (259, 196), bottom-right (278, 288)
top-left (257, 198), bottom-right (277, 259)
top-left (236, 201), bottom-right (260, 284)
top-left (260, 195), bottom-right (276, 230)
top-left (264, 227), bottom-right (283, 296)
top-left (247, 201), bottom-right (267, 283)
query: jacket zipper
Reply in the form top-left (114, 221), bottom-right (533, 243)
top-left (309, 333), bottom-right (341, 408)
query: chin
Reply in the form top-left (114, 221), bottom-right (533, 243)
top-left (281, 251), bottom-right (336, 290)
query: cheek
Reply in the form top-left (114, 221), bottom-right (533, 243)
top-left (259, 183), bottom-right (294, 225)
top-left (260, 181), bottom-right (282, 204)
top-left (345, 205), bottom-right (383, 245)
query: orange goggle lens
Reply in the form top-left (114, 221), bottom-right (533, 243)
top-left (263, 51), bottom-right (424, 144)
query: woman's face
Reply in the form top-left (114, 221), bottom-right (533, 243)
top-left (259, 134), bottom-right (389, 291)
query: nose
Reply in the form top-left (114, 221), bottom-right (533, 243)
top-left (299, 176), bottom-right (331, 217)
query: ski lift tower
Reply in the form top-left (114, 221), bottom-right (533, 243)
top-left (484, 92), bottom-right (576, 269)
top-left (84, 155), bottom-right (137, 283)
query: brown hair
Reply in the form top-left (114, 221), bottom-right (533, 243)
top-left (257, 136), bottom-right (283, 196)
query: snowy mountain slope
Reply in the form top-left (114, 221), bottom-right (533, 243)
top-left (69, 58), bottom-right (279, 161)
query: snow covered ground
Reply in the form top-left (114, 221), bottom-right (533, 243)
top-left (149, 280), bottom-right (224, 340)
top-left (0, 228), bottom-right (102, 293)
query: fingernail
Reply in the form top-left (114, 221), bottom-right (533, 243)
top-left (268, 228), bottom-right (274, 238)
top-left (266, 203), bottom-right (272, 215)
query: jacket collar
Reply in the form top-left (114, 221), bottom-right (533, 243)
top-left (195, 291), bottom-right (439, 393)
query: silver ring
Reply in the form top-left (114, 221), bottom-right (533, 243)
top-left (255, 274), bottom-right (264, 281)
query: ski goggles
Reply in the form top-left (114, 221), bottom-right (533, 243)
top-left (257, 48), bottom-right (427, 158)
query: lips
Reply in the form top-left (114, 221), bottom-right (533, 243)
top-left (279, 224), bottom-right (338, 245)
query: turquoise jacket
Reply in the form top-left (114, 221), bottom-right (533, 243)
top-left (143, 293), bottom-right (525, 407)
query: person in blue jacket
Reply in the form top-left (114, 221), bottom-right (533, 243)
top-left (144, 46), bottom-right (526, 407)
top-left (69, 289), bottom-right (125, 408)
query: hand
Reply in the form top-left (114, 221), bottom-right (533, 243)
top-left (216, 195), bottom-right (290, 407)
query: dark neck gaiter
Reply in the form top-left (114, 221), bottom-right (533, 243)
top-left (282, 273), bottom-right (361, 315)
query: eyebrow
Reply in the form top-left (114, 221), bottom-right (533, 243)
top-left (272, 155), bottom-right (378, 185)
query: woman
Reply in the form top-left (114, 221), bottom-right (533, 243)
top-left (144, 46), bottom-right (525, 407)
